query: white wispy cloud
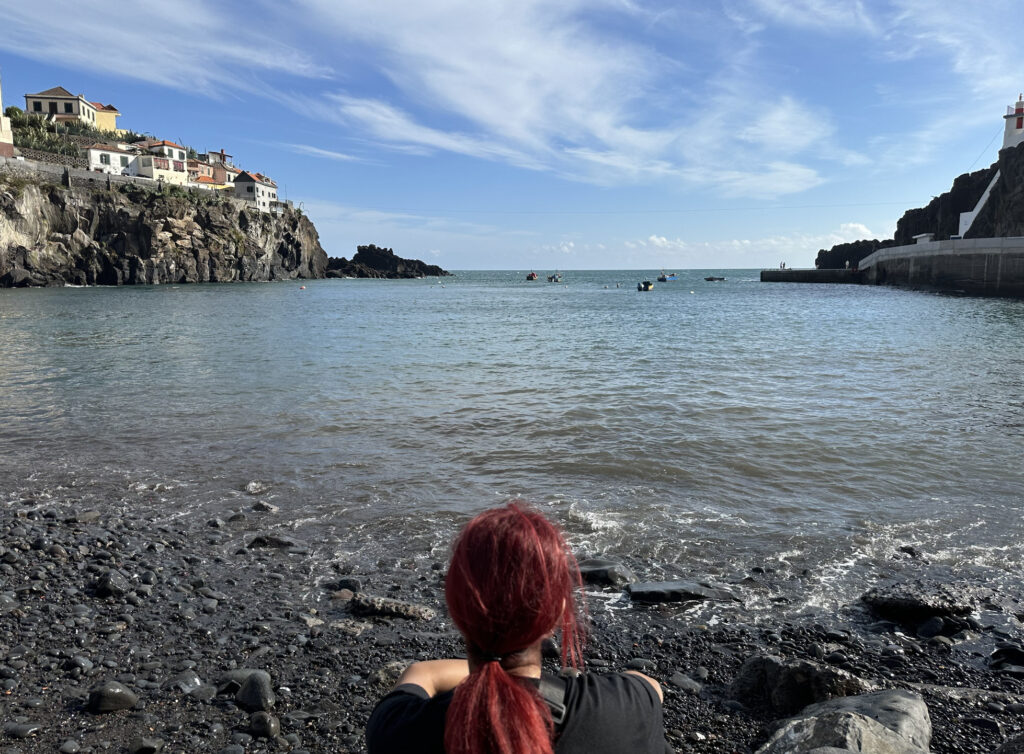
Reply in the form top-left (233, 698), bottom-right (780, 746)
top-left (2, 0), bottom-right (1015, 203)
top-left (742, 0), bottom-right (879, 34)
top-left (622, 221), bottom-right (881, 266)
top-left (286, 144), bottom-right (364, 163)
top-left (0, 1), bottom-right (330, 97)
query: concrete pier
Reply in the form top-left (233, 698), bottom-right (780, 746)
top-left (760, 268), bottom-right (863, 284)
top-left (761, 237), bottom-right (1024, 297)
top-left (858, 237), bottom-right (1024, 297)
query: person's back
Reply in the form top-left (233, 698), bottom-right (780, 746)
top-left (365, 503), bottom-right (670, 754)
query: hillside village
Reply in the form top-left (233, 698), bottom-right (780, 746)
top-left (0, 80), bottom-right (283, 213)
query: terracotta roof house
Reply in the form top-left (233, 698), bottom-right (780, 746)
top-left (234, 170), bottom-right (278, 211)
top-left (145, 140), bottom-right (187, 161)
top-left (84, 143), bottom-right (139, 175)
top-left (25, 86), bottom-right (101, 128)
top-left (90, 102), bottom-right (122, 132)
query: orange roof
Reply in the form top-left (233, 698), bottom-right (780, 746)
top-left (195, 176), bottom-right (217, 184)
top-left (90, 102), bottom-right (120, 113)
top-left (148, 140), bottom-right (185, 150)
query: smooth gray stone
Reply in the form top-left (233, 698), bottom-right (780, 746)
top-left (2, 722), bottom-right (41, 739)
top-left (756, 690), bottom-right (931, 754)
top-left (94, 570), bottom-right (131, 598)
top-left (165, 670), bottom-right (202, 694)
top-left (727, 655), bottom-right (873, 715)
top-left (87, 680), bottom-right (138, 713)
top-left (668, 672), bottom-right (702, 694)
top-left (236, 670), bottom-right (275, 711)
top-left (627, 580), bottom-right (739, 603)
top-left (250, 712), bottom-right (280, 739)
top-left (577, 558), bottom-right (637, 588)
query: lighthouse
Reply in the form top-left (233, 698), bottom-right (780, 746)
top-left (1004, 93), bottom-right (1024, 150)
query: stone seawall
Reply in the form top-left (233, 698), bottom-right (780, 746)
top-left (859, 237), bottom-right (1024, 297)
top-left (759, 269), bottom-right (864, 284)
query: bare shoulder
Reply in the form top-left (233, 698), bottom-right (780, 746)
top-left (623, 670), bottom-right (664, 702)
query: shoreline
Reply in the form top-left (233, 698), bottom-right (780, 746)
top-left (1, 501), bottom-right (1022, 753)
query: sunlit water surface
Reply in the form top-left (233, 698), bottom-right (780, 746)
top-left (3, 271), bottom-right (1023, 621)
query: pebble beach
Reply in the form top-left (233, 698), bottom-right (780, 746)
top-left (2, 495), bottom-right (1023, 754)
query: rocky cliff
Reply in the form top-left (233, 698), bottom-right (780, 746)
top-left (816, 142), bottom-right (1024, 268)
top-left (325, 244), bottom-right (450, 279)
top-left (0, 172), bottom-right (327, 287)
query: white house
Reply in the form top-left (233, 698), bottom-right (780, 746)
top-left (143, 140), bottom-right (187, 162)
top-left (85, 143), bottom-right (138, 175)
top-left (24, 86), bottom-right (99, 127)
top-left (0, 78), bottom-right (14, 158)
top-left (234, 171), bottom-right (278, 211)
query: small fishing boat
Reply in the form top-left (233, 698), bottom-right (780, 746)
top-left (547, 272), bottom-right (562, 283)
top-left (657, 272), bottom-right (677, 282)
top-left (526, 271), bottom-right (538, 281)
top-left (637, 280), bottom-right (654, 291)
top-left (704, 276), bottom-right (726, 282)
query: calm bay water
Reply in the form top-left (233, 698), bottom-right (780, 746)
top-left (2, 271), bottom-right (1023, 620)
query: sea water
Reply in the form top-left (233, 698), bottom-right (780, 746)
top-left (2, 271), bottom-right (1023, 621)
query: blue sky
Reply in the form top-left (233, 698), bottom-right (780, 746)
top-left (1, 0), bottom-right (1021, 269)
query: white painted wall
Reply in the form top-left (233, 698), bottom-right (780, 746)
top-left (87, 148), bottom-right (138, 175)
top-left (1004, 96), bottom-right (1024, 150)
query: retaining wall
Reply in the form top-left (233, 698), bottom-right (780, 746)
top-left (858, 237), bottom-right (1024, 297)
top-left (760, 269), bottom-right (864, 284)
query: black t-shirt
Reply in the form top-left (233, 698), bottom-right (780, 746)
top-left (367, 671), bottom-right (670, 754)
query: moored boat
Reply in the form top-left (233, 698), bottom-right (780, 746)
top-left (657, 272), bottom-right (677, 282)
top-left (526, 271), bottom-right (538, 281)
top-left (704, 276), bottom-right (726, 281)
top-left (637, 280), bottom-right (654, 291)
top-left (547, 272), bottom-right (562, 283)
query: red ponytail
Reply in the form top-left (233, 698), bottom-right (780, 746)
top-left (444, 503), bottom-right (584, 754)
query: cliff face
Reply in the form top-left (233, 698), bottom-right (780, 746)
top-left (966, 142), bottom-right (1024, 238)
top-left (0, 174), bottom-right (327, 287)
top-left (892, 164), bottom-right (997, 245)
top-left (816, 143), bottom-right (1024, 268)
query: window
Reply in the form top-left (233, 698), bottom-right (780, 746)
top-left (49, 102), bottom-right (57, 114)
top-left (120, 156), bottom-right (128, 167)
top-left (32, 101), bottom-right (42, 112)
top-left (100, 154), bottom-right (110, 165)
top-left (64, 103), bottom-right (73, 113)
top-left (178, 151), bottom-right (184, 160)
top-left (246, 186), bottom-right (254, 193)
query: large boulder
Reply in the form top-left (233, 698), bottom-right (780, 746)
top-left (861, 580), bottom-right (988, 624)
top-left (627, 580), bottom-right (739, 604)
top-left (727, 655), bottom-right (873, 715)
top-left (756, 690), bottom-right (931, 754)
top-left (577, 558), bottom-right (636, 588)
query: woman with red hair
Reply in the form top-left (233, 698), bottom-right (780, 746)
top-left (367, 502), bottom-right (668, 754)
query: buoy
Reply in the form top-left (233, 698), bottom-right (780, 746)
top-left (300, 286), bottom-right (306, 289)
top-left (690, 290), bottom-right (694, 294)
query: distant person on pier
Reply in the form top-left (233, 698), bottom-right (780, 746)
top-left (366, 502), bottom-right (669, 754)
